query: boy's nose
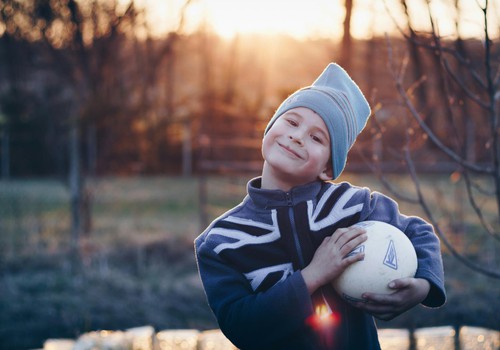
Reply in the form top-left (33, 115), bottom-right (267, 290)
top-left (289, 134), bottom-right (304, 146)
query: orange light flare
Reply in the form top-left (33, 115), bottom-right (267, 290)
top-left (306, 304), bottom-right (341, 330)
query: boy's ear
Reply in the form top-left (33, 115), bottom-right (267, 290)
top-left (319, 166), bottom-right (333, 181)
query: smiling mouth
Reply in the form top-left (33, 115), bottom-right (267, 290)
top-left (278, 142), bottom-right (303, 159)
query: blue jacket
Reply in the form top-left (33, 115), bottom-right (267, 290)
top-left (195, 178), bottom-right (446, 350)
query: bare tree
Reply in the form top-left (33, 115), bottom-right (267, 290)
top-left (379, 0), bottom-right (500, 278)
top-left (339, 0), bottom-right (354, 69)
top-left (140, 0), bottom-right (194, 173)
top-left (0, 0), bottom-right (144, 261)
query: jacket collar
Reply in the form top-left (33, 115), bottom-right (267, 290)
top-left (247, 177), bottom-right (323, 209)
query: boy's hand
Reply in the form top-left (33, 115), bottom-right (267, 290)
top-left (351, 277), bottom-right (430, 321)
top-left (302, 226), bottom-right (367, 294)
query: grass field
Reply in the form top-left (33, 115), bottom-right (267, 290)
top-left (0, 174), bottom-right (498, 349)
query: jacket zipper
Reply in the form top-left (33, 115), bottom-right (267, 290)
top-left (287, 190), bottom-right (351, 349)
top-left (286, 192), bottom-right (305, 268)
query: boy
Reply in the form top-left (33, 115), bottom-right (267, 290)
top-left (194, 63), bottom-right (446, 350)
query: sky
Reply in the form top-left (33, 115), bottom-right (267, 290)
top-left (135, 0), bottom-right (500, 40)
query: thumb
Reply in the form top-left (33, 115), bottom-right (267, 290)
top-left (388, 277), bottom-right (412, 289)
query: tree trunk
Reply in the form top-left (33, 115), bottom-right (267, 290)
top-left (1, 125), bottom-right (10, 180)
top-left (339, 0), bottom-right (353, 69)
top-left (69, 114), bottom-right (82, 261)
top-left (182, 121), bottom-right (192, 176)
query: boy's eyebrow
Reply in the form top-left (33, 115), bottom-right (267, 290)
top-left (285, 111), bottom-right (304, 120)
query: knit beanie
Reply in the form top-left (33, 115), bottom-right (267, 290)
top-left (264, 63), bottom-right (371, 180)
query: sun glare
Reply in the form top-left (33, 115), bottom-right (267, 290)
top-left (136, 0), bottom-right (500, 40)
top-left (200, 0), bottom-right (343, 39)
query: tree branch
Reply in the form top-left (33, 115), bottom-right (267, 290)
top-left (462, 169), bottom-right (500, 241)
top-left (386, 35), bottom-right (494, 175)
top-left (384, 0), bottom-right (489, 91)
top-left (382, 0), bottom-right (500, 281)
top-left (480, 0), bottom-right (500, 221)
top-left (403, 146), bottom-right (500, 279)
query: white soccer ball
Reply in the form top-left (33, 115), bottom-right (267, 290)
top-left (332, 221), bottom-right (418, 302)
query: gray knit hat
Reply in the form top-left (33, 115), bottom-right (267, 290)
top-left (264, 63), bottom-right (371, 180)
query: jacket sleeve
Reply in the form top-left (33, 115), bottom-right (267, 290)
top-left (194, 233), bottom-right (314, 349)
top-left (350, 185), bottom-right (446, 308)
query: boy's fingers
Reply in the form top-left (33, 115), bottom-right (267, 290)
top-left (361, 292), bottom-right (394, 304)
top-left (334, 226), bottom-right (366, 246)
top-left (388, 278), bottom-right (412, 289)
top-left (339, 233), bottom-right (367, 257)
top-left (320, 235), bottom-right (331, 246)
top-left (343, 252), bottom-right (365, 266)
top-left (332, 227), bottom-right (350, 244)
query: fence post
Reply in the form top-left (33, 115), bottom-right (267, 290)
top-left (198, 175), bottom-right (208, 231)
top-left (409, 327), bottom-right (416, 350)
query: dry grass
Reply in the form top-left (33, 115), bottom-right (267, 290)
top-left (0, 175), bottom-right (498, 350)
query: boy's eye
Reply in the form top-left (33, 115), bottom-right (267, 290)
top-left (311, 135), bottom-right (323, 143)
top-left (287, 119), bottom-right (298, 127)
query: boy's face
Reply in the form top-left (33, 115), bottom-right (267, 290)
top-left (262, 107), bottom-right (332, 187)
